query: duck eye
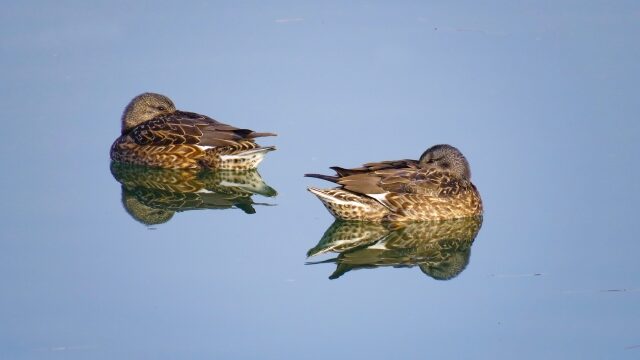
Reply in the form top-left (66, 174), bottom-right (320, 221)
top-left (157, 106), bottom-right (166, 111)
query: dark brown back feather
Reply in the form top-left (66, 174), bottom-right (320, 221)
top-left (330, 159), bottom-right (418, 177)
top-left (129, 110), bottom-right (276, 147)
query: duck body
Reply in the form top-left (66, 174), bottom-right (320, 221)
top-left (306, 145), bottom-right (483, 222)
top-left (110, 93), bottom-right (275, 170)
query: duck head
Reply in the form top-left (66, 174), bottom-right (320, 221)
top-left (419, 144), bottom-right (471, 179)
top-left (121, 92), bottom-right (176, 134)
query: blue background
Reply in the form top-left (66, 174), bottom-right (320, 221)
top-left (1, 1), bottom-right (639, 358)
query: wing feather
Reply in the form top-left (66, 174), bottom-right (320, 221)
top-left (129, 111), bottom-right (276, 147)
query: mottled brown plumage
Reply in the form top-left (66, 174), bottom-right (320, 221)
top-left (110, 162), bottom-right (277, 225)
top-left (307, 217), bottom-right (483, 280)
top-left (110, 93), bottom-right (276, 169)
top-left (305, 144), bottom-right (483, 221)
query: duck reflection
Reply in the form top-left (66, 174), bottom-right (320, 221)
top-left (307, 216), bottom-right (482, 280)
top-left (110, 162), bottom-right (277, 225)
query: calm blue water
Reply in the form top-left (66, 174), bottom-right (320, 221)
top-left (2, 1), bottom-right (640, 359)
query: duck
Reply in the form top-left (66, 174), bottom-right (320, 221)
top-left (110, 93), bottom-right (276, 169)
top-left (305, 144), bottom-right (483, 222)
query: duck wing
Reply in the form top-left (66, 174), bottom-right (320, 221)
top-left (128, 111), bottom-right (276, 147)
top-left (331, 159), bottom-right (419, 177)
top-left (337, 167), bottom-right (469, 198)
top-left (305, 159), bottom-right (418, 183)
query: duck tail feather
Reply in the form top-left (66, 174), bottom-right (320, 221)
top-left (304, 173), bottom-right (339, 183)
top-left (249, 132), bottom-right (277, 138)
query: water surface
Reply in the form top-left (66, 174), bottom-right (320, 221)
top-left (1, 1), bottom-right (639, 359)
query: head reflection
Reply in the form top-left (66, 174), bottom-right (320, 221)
top-left (307, 217), bottom-right (482, 280)
top-left (110, 162), bottom-right (277, 225)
